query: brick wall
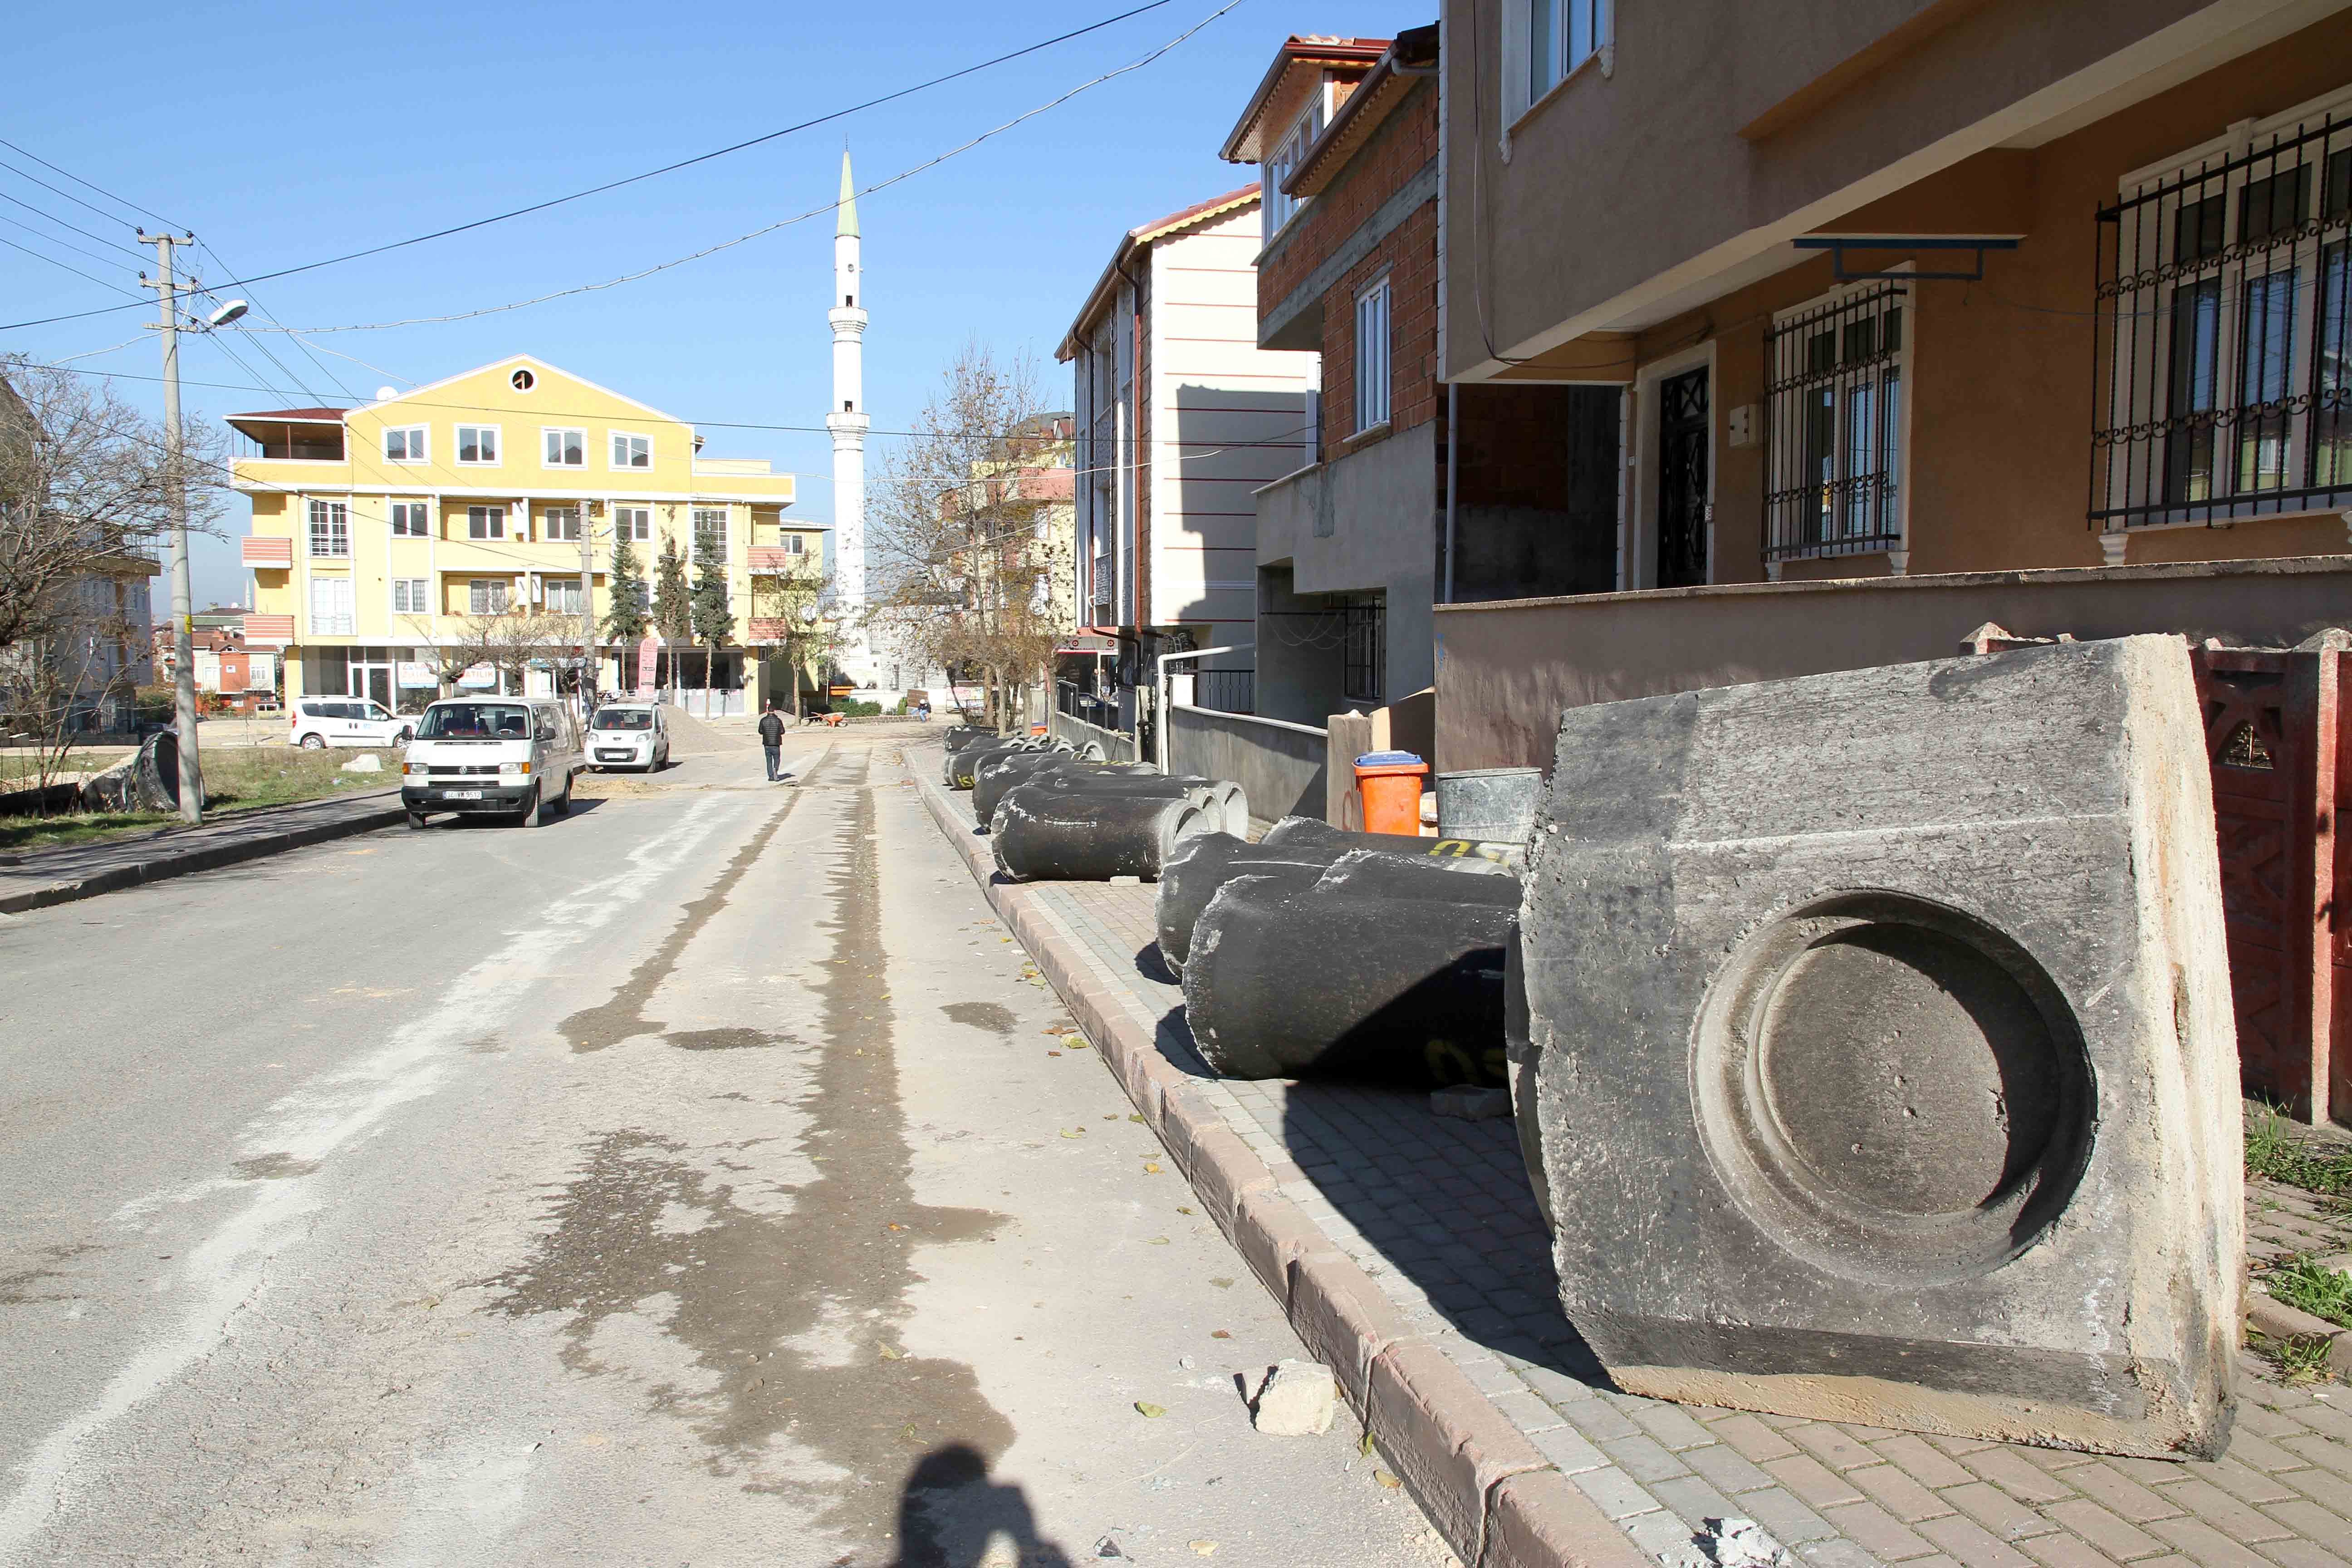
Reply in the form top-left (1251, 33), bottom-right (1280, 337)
top-left (1260, 78), bottom-right (1438, 312)
top-left (1319, 201), bottom-right (1439, 456)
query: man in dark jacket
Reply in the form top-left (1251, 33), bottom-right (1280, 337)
top-left (758, 702), bottom-right (785, 781)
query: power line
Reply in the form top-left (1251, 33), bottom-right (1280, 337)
top-left (0, 187), bottom-right (151, 263)
top-left (0, 148), bottom-right (171, 232)
top-left (0, 235), bottom-right (142, 297)
top-left (0, 2), bottom-right (1180, 334)
top-left (0, 211), bottom-right (146, 276)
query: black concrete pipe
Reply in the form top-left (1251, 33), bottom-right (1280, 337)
top-left (1155, 833), bottom-right (1347, 975)
top-left (1024, 770), bottom-right (1245, 836)
top-left (990, 775), bottom-right (1214, 840)
top-left (971, 754), bottom-right (1161, 824)
top-left (948, 740), bottom-right (1051, 790)
top-left (990, 789), bottom-right (1214, 882)
top-left (1260, 814), bottom-right (1519, 873)
top-left (1181, 876), bottom-right (1513, 1087)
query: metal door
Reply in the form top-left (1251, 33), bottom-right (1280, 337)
top-left (1657, 367), bottom-right (1710, 589)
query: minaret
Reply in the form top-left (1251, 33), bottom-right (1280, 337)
top-left (825, 149), bottom-right (874, 686)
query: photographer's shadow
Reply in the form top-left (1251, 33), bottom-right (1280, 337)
top-left (889, 1444), bottom-right (1074, 1568)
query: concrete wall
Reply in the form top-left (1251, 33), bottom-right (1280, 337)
top-left (1433, 556), bottom-right (2352, 770)
top-left (1438, 0), bottom-right (2304, 378)
top-left (1049, 709), bottom-right (1139, 763)
top-left (1167, 704), bottom-right (1329, 825)
top-left (1255, 418), bottom-right (1439, 704)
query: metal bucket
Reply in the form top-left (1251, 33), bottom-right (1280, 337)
top-left (1434, 766), bottom-right (1542, 844)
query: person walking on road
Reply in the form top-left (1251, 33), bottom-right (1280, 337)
top-left (758, 701), bottom-right (786, 782)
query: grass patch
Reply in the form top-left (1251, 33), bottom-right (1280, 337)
top-left (2246, 1106), bottom-right (2352, 1196)
top-left (2250, 1328), bottom-right (2337, 1384)
top-left (0, 749), bottom-right (134, 784)
top-left (0, 746), bottom-right (400, 854)
top-left (2268, 1256), bottom-right (2352, 1328)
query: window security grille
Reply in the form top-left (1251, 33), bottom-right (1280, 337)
top-left (1342, 597), bottom-right (1385, 703)
top-left (2092, 109), bottom-right (2352, 529)
top-left (693, 508), bottom-right (728, 557)
top-left (1764, 282), bottom-right (1907, 564)
top-left (308, 500), bottom-right (350, 557)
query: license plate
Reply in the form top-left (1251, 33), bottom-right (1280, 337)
top-left (444, 789), bottom-right (482, 800)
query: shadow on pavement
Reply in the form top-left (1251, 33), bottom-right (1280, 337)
top-left (887, 1444), bottom-right (1074, 1568)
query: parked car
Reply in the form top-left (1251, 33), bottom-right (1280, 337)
top-left (290, 696), bottom-right (413, 750)
top-left (587, 703), bottom-right (670, 772)
top-left (398, 697), bottom-right (584, 828)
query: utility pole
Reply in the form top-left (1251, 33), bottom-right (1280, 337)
top-left (141, 231), bottom-right (202, 825)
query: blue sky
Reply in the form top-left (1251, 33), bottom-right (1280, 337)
top-left (3, 0), bottom-right (1432, 607)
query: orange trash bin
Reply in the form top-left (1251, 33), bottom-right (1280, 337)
top-left (1353, 750), bottom-right (1429, 835)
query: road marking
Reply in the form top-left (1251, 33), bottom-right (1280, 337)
top-left (0, 797), bottom-right (741, 1560)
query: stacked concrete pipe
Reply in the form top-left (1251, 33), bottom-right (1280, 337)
top-left (969, 751), bottom-right (1161, 824)
top-left (989, 785), bottom-right (1215, 882)
top-left (1177, 848), bottom-right (1521, 1089)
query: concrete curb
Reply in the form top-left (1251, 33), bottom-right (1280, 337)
top-left (911, 754), bottom-right (1647, 1568)
top-left (0, 792), bottom-right (408, 915)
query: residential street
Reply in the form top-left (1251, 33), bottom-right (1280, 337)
top-left (0, 730), bottom-right (1443, 1567)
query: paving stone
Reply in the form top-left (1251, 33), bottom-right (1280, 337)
top-left (2236, 1408), bottom-right (2318, 1446)
top-left (1768, 1455), bottom-right (1873, 1510)
top-left (1633, 1401), bottom-right (1723, 1452)
top-left (1574, 1466), bottom-right (1666, 1522)
top-left (1822, 1500), bottom-right (1939, 1561)
top-left (1876, 1436), bottom-right (1981, 1490)
top-left (2069, 1463), bottom-right (2192, 1524)
top-left (1681, 1440), bottom-right (1779, 1498)
top-left (1604, 1434), bottom-right (1697, 1486)
top-left (1850, 1463), bottom-right (1964, 1524)
top-left (1533, 1423), bottom-right (1609, 1476)
top-left (1790, 1426), bottom-right (1888, 1473)
top-left (2017, 1531), bottom-right (2131, 1568)
top-left (2280, 1436), bottom-right (2352, 1485)
top-left (1943, 1482), bottom-right (2066, 1541)
top-left (1799, 1540), bottom-right (1892, 1568)
top-left (1917, 1514), bottom-right (2042, 1568)
top-left (2046, 1499), bottom-right (2170, 1560)
top-left (2258, 1539), bottom-right (2352, 1568)
top-left (2259, 1499), bottom-right (2352, 1553)
top-left (1739, 1487), bottom-right (1846, 1546)
top-left (2274, 1464), bottom-right (2352, 1516)
top-left (1493, 1387), bottom-right (1570, 1436)
top-left (2184, 1458), bottom-right (2305, 1509)
top-left (1563, 1399), bottom-right (1648, 1444)
top-left (2224, 1431), bottom-right (2316, 1477)
top-left (2146, 1517), bottom-right (2286, 1568)
top-left (2294, 1407), bottom-right (2352, 1449)
top-left (1965, 1447), bottom-right (2089, 1504)
top-left (2156, 1479), bottom-right (2295, 1544)
top-left (1651, 1475), bottom-right (1747, 1533)
top-left (1621, 1505), bottom-right (1707, 1563)
top-left (1715, 1413), bottom-right (1805, 1465)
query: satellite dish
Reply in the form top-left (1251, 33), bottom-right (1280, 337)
top-left (375, 386), bottom-right (397, 402)
top-left (206, 299), bottom-right (249, 327)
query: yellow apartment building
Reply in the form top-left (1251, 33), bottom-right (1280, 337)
top-left (228, 354), bottom-right (825, 712)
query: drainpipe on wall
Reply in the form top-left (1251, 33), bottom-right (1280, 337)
top-left (1444, 382), bottom-right (1459, 605)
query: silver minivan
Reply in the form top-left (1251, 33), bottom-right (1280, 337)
top-left (399, 698), bottom-right (585, 828)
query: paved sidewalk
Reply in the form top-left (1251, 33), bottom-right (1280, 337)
top-left (0, 788), bottom-right (404, 914)
top-left (920, 764), bottom-right (2352, 1568)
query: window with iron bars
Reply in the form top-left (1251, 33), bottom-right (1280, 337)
top-left (1342, 596), bottom-right (1385, 703)
top-left (1764, 281), bottom-right (1908, 564)
top-left (2094, 95), bottom-right (2352, 530)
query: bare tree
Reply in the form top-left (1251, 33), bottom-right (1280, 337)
top-left (748, 563), bottom-right (839, 719)
top-left (470, 609), bottom-right (579, 694)
top-left (0, 356), bottom-right (224, 657)
top-left (868, 344), bottom-right (1073, 731)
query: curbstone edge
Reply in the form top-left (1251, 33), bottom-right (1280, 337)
top-left (1482, 1469), bottom-right (1660, 1568)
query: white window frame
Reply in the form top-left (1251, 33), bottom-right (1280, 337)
top-left (466, 505), bottom-right (506, 541)
top-left (613, 505), bottom-right (652, 542)
top-left (1354, 277), bottom-right (1392, 434)
top-left (1503, 0), bottom-right (1615, 127)
top-left (383, 425), bottom-right (427, 464)
top-left (456, 424), bottom-right (500, 466)
top-left (543, 505), bottom-right (583, 542)
top-left (392, 578), bottom-right (431, 615)
top-left (609, 430), bottom-right (652, 470)
top-left (309, 575), bottom-right (354, 635)
top-left (391, 500), bottom-right (430, 538)
top-left (1262, 81), bottom-right (1335, 239)
top-left (543, 427), bottom-right (587, 468)
top-left (544, 577), bottom-right (587, 615)
top-left (468, 578), bottom-right (509, 615)
top-left (307, 499), bottom-right (350, 558)
top-left (692, 506), bottom-right (729, 559)
top-left (783, 533), bottom-right (806, 556)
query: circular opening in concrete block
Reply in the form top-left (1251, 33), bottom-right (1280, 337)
top-left (1694, 892), bottom-right (2092, 1285)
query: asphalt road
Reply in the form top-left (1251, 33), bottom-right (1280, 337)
top-left (0, 731), bottom-right (1446, 1567)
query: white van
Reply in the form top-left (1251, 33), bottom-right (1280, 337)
top-left (587, 702), bottom-right (670, 772)
top-left (399, 697), bottom-right (585, 828)
top-left (290, 696), bottom-right (412, 750)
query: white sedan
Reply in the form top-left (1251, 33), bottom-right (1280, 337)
top-left (586, 704), bottom-right (670, 771)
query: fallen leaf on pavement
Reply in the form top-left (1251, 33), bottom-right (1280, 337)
top-left (1209, 1278), bottom-right (1233, 1289)
top-left (1061, 1129), bottom-right (1085, 1139)
top-left (1128, 1114), bottom-right (1145, 1123)
top-left (1359, 1430), bottom-right (1376, 1456)
top-left (877, 1343), bottom-right (904, 1361)
top-left (1148, 1236), bottom-right (1169, 1245)
top-left (1374, 1470), bottom-right (1401, 1489)
top-left (1210, 1330), bottom-right (1230, 1339)
top-left (1176, 1206), bottom-right (1194, 1215)
top-left (1134, 1401), bottom-right (1167, 1418)
top-left (1143, 1162), bottom-right (1161, 1173)
top-left (1190, 1542), bottom-right (1218, 1557)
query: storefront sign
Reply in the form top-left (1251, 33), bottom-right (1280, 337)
top-left (637, 636), bottom-right (659, 692)
top-left (458, 663), bottom-right (496, 691)
top-left (396, 662), bottom-right (435, 688)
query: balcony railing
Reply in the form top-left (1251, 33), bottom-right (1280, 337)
top-left (1056, 679), bottom-right (1125, 732)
